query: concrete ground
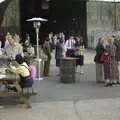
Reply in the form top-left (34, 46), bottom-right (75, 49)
top-left (1, 49), bottom-right (120, 120)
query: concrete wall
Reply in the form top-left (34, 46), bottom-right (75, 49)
top-left (1, 0), bottom-right (20, 34)
top-left (116, 3), bottom-right (120, 30)
top-left (87, 1), bottom-right (120, 49)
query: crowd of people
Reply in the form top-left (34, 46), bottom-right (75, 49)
top-left (94, 34), bottom-right (120, 87)
top-left (0, 31), bottom-right (85, 96)
top-left (48, 32), bottom-right (85, 75)
top-left (0, 32), bottom-right (36, 98)
top-left (2, 30), bottom-right (120, 101)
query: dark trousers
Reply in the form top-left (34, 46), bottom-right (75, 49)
top-left (44, 60), bottom-right (51, 76)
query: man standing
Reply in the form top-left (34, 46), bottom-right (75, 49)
top-left (65, 36), bottom-right (75, 57)
top-left (55, 38), bottom-right (65, 75)
top-left (43, 36), bottom-right (51, 76)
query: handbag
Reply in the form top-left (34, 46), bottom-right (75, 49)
top-left (100, 52), bottom-right (109, 63)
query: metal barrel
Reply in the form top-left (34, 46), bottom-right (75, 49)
top-left (60, 57), bottom-right (76, 83)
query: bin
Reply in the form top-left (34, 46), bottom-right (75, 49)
top-left (60, 57), bottom-right (76, 83)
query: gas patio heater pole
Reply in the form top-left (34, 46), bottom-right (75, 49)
top-left (33, 21), bottom-right (41, 60)
top-left (27, 17), bottom-right (48, 80)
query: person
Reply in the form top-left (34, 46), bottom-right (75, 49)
top-left (103, 38), bottom-right (118, 87)
top-left (43, 37), bottom-right (51, 76)
top-left (61, 32), bottom-right (65, 40)
top-left (48, 32), bottom-right (53, 44)
top-left (79, 36), bottom-right (84, 48)
top-left (25, 33), bottom-right (30, 46)
top-left (24, 33), bottom-right (30, 53)
top-left (55, 38), bottom-right (65, 75)
top-left (0, 33), bottom-right (11, 67)
top-left (4, 34), bottom-right (23, 59)
top-left (114, 37), bottom-right (120, 84)
top-left (7, 54), bottom-right (34, 108)
top-left (48, 32), bottom-right (53, 52)
top-left (9, 54), bottom-right (33, 89)
top-left (24, 57), bottom-right (37, 80)
top-left (52, 34), bottom-right (58, 49)
top-left (23, 56), bottom-right (37, 95)
top-left (75, 36), bottom-right (81, 47)
top-left (4, 32), bottom-right (11, 49)
top-left (26, 43), bottom-right (35, 57)
top-left (94, 38), bottom-right (105, 83)
top-left (65, 36), bottom-right (75, 51)
top-left (4, 34), bottom-right (16, 59)
top-left (13, 34), bottom-right (24, 57)
top-left (65, 36), bottom-right (76, 57)
top-left (75, 36), bottom-right (85, 74)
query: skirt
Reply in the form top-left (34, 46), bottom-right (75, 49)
top-left (19, 76), bottom-right (33, 88)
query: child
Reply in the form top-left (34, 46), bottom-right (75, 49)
top-left (29, 60), bottom-right (37, 80)
top-left (24, 57), bottom-right (37, 80)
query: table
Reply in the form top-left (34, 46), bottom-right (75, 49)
top-left (0, 73), bottom-right (32, 108)
top-left (0, 74), bottom-right (20, 84)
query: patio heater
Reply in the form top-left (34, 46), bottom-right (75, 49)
top-left (27, 17), bottom-right (48, 80)
top-left (0, 0), bottom-right (5, 3)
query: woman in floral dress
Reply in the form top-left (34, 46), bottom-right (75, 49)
top-left (104, 38), bottom-right (119, 87)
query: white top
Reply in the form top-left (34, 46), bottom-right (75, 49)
top-left (22, 62), bottom-right (29, 69)
top-left (65, 39), bottom-right (75, 52)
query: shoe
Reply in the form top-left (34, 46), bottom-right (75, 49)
top-left (80, 72), bottom-right (84, 74)
top-left (104, 83), bottom-right (112, 87)
top-left (112, 82), bottom-right (117, 85)
top-left (117, 81), bottom-right (120, 85)
top-left (44, 75), bottom-right (49, 77)
top-left (32, 91), bottom-right (37, 95)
